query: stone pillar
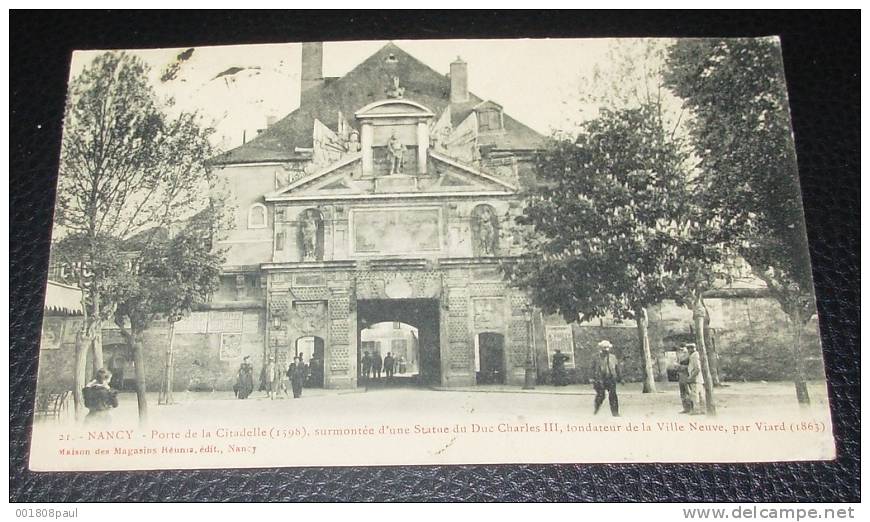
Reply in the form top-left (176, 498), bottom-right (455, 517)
top-left (325, 284), bottom-right (356, 389)
top-left (417, 120), bottom-right (429, 175)
top-left (361, 122), bottom-right (374, 176)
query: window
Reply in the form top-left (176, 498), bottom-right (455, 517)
top-left (275, 232), bottom-right (285, 251)
top-left (248, 203), bottom-right (267, 229)
top-left (478, 110), bottom-right (502, 132)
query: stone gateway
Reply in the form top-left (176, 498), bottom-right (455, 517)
top-left (207, 42), bottom-right (546, 389)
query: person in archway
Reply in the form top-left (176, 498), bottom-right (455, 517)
top-left (590, 340), bottom-right (621, 417)
top-left (384, 352), bottom-right (395, 381)
top-left (372, 351), bottom-right (383, 380)
top-left (361, 351), bottom-right (373, 382)
top-left (308, 353), bottom-right (323, 387)
top-left (289, 354), bottom-right (308, 399)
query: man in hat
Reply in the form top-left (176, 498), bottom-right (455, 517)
top-left (372, 351), bottom-right (383, 380)
top-left (590, 340), bottom-right (621, 416)
top-left (685, 343), bottom-right (705, 415)
top-left (383, 352), bottom-right (395, 381)
top-left (263, 356), bottom-right (278, 400)
top-left (289, 354), bottom-right (308, 399)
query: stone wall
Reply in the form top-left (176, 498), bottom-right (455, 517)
top-left (534, 296), bottom-right (826, 386)
top-left (36, 309), bottom-right (267, 394)
top-left (38, 293), bottom-right (826, 393)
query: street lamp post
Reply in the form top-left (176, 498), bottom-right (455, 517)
top-left (271, 316), bottom-right (283, 362)
top-left (523, 305), bottom-right (536, 390)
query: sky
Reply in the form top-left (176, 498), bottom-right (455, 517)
top-left (67, 38), bottom-right (651, 151)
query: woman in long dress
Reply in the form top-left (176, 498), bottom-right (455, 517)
top-left (237, 356), bottom-right (254, 399)
top-left (289, 355), bottom-right (307, 399)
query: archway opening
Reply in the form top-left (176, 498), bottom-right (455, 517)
top-left (357, 298), bottom-right (440, 387)
top-left (295, 336), bottom-right (325, 388)
top-left (475, 332), bottom-right (505, 384)
top-left (360, 321), bottom-right (419, 383)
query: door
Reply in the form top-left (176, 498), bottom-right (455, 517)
top-left (477, 332), bottom-right (505, 384)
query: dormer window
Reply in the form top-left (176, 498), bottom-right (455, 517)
top-left (248, 203), bottom-right (267, 229)
top-left (474, 101), bottom-right (505, 132)
top-left (478, 110), bottom-right (503, 131)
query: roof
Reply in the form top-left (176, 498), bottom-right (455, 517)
top-left (213, 43), bottom-right (546, 165)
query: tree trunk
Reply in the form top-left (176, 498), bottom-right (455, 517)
top-left (131, 331), bottom-right (149, 425)
top-left (160, 321), bottom-right (177, 405)
top-left (73, 329), bottom-right (88, 422)
top-left (693, 295), bottom-right (716, 416)
top-left (790, 306), bottom-right (811, 405)
top-left (91, 291), bottom-right (104, 371)
top-left (634, 306), bottom-right (656, 393)
top-left (704, 313), bottom-right (722, 386)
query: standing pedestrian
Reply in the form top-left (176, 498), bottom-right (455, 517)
top-left (590, 340), bottom-right (621, 416)
top-left (372, 351), bottom-right (383, 380)
top-left (289, 354), bottom-right (307, 399)
top-left (236, 356), bottom-right (254, 399)
top-left (674, 344), bottom-right (691, 414)
top-left (263, 357), bottom-right (278, 399)
top-left (685, 343), bottom-right (705, 415)
top-left (384, 352), bottom-right (395, 381)
top-left (361, 351), bottom-right (372, 382)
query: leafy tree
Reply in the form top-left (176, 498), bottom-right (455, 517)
top-left (665, 38), bottom-right (817, 404)
top-left (113, 209), bottom-right (227, 422)
top-left (668, 212), bottom-right (738, 416)
top-left (508, 102), bottom-right (692, 393)
top-left (55, 51), bottom-right (219, 417)
top-left (52, 235), bottom-right (126, 419)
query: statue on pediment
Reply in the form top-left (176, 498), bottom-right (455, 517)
top-left (386, 75), bottom-right (405, 99)
top-left (387, 132), bottom-right (406, 175)
top-left (347, 130), bottom-right (360, 152)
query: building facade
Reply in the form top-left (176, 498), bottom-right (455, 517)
top-left (36, 42), bottom-right (826, 395)
top-left (209, 42), bottom-right (546, 388)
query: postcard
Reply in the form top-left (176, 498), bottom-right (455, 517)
top-left (29, 37), bottom-right (834, 471)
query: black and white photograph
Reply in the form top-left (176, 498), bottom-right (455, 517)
top-left (26, 35), bottom-right (837, 471)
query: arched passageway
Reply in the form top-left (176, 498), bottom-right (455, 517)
top-left (357, 299), bottom-right (440, 386)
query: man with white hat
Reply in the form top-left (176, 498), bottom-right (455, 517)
top-left (590, 340), bottom-right (621, 416)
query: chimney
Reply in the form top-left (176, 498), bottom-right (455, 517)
top-left (450, 56), bottom-right (468, 104)
top-left (301, 42), bottom-right (324, 93)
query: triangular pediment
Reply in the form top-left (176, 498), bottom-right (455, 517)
top-left (265, 150), bottom-right (517, 202)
